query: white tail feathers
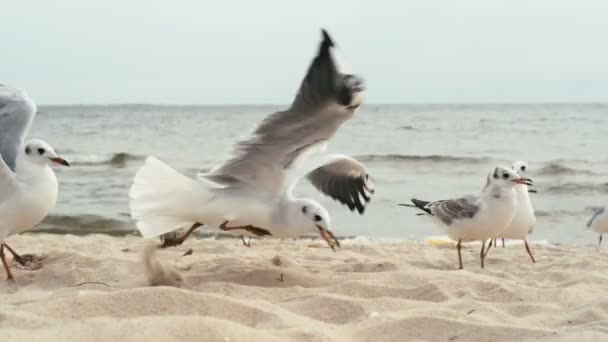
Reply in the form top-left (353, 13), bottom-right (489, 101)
top-left (129, 156), bottom-right (209, 238)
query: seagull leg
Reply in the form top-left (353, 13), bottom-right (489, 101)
top-left (240, 236), bottom-right (252, 247)
top-left (599, 234), bottom-right (603, 252)
top-left (178, 222), bottom-right (203, 243)
top-left (457, 239), bottom-right (463, 270)
top-left (0, 245), bottom-right (14, 281)
top-left (492, 239), bottom-right (497, 247)
top-left (484, 239), bottom-right (493, 258)
top-left (2, 243), bottom-right (33, 266)
top-left (501, 238), bottom-right (505, 248)
top-left (524, 239), bottom-right (536, 263)
top-left (480, 240), bottom-right (487, 269)
top-left (161, 223), bottom-right (203, 248)
top-left (220, 221), bottom-right (272, 237)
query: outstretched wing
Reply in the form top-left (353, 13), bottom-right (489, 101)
top-left (205, 29), bottom-right (364, 194)
top-left (0, 85), bottom-right (36, 172)
top-left (306, 155), bottom-right (374, 214)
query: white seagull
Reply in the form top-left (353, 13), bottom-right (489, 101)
top-left (586, 206), bottom-right (608, 250)
top-left (0, 85), bottom-right (70, 281)
top-left (490, 161), bottom-right (537, 262)
top-left (129, 29), bottom-right (374, 249)
top-left (401, 167), bottom-right (532, 269)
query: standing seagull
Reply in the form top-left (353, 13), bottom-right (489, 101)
top-left (490, 161), bottom-right (537, 262)
top-left (0, 85), bottom-right (70, 281)
top-left (586, 206), bottom-right (608, 250)
top-left (130, 29), bottom-right (374, 249)
top-left (401, 167), bottom-right (532, 269)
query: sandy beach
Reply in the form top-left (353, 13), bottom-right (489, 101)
top-left (0, 234), bottom-right (605, 341)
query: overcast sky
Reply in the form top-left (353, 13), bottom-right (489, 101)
top-left (2, 1), bottom-right (607, 104)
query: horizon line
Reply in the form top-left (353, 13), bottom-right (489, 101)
top-left (38, 101), bottom-right (608, 107)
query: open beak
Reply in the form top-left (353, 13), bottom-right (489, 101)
top-left (50, 157), bottom-right (70, 167)
top-left (316, 225), bottom-right (340, 251)
top-left (514, 177), bottom-right (533, 186)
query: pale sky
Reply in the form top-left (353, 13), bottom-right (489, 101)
top-left (2, 1), bottom-right (607, 104)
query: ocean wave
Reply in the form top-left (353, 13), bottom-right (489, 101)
top-left (399, 125), bottom-right (416, 131)
top-left (32, 215), bottom-right (365, 241)
top-left (538, 162), bottom-right (594, 176)
top-left (535, 209), bottom-right (586, 217)
top-left (34, 214), bottom-right (134, 236)
top-left (68, 152), bottom-right (145, 167)
top-left (355, 154), bottom-right (491, 164)
top-left (545, 182), bottom-right (608, 195)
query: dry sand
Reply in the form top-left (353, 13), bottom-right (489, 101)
top-left (0, 234), bottom-right (607, 341)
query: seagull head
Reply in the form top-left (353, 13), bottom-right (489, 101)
top-left (23, 139), bottom-right (70, 167)
top-left (512, 160), bottom-right (529, 176)
top-left (295, 198), bottom-right (340, 251)
top-left (511, 160), bottom-right (537, 192)
top-left (491, 166), bottom-right (532, 188)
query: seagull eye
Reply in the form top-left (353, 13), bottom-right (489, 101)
top-left (314, 214), bottom-right (322, 222)
top-left (301, 206), bottom-right (308, 214)
top-left (521, 166), bottom-right (526, 172)
top-left (502, 173), bottom-right (509, 179)
top-left (37, 148), bottom-right (45, 155)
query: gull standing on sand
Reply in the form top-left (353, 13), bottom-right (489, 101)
top-left (400, 167), bottom-right (532, 269)
top-left (586, 206), bottom-right (608, 250)
top-left (489, 161), bottom-right (537, 262)
top-left (129, 29), bottom-right (374, 249)
top-left (0, 85), bottom-right (70, 281)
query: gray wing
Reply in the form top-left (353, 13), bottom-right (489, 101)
top-left (0, 85), bottom-right (36, 172)
top-left (429, 195), bottom-right (480, 226)
top-left (306, 156), bottom-right (374, 214)
top-left (587, 207), bottom-right (606, 228)
top-left (206, 29), bottom-right (364, 193)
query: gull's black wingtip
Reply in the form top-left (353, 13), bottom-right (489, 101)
top-left (318, 29), bottom-right (335, 57)
top-left (321, 29), bottom-right (334, 46)
top-left (410, 198), bottom-right (432, 215)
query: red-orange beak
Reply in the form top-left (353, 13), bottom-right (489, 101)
top-left (317, 225), bottom-right (340, 251)
top-left (514, 177), bottom-right (533, 186)
top-left (49, 157), bottom-right (70, 167)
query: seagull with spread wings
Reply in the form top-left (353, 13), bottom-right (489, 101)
top-left (0, 85), bottom-right (70, 281)
top-left (129, 29), bottom-right (374, 249)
